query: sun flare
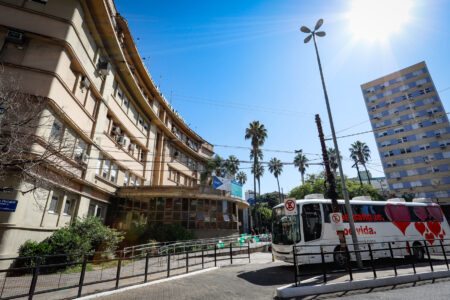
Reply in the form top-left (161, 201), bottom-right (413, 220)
top-left (346, 0), bottom-right (414, 43)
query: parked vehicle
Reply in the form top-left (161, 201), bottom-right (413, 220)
top-left (271, 194), bottom-right (450, 266)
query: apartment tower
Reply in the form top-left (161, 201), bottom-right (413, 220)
top-left (361, 62), bottom-right (450, 203)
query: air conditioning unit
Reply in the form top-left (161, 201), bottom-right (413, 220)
top-left (122, 137), bottom-right (128, 147)
top-left (97, 58), bottom-right (111, 76)
top-left (6, 30), bottom-right (24, 44)
top-left (81, 76), bottom-right (90, 89)
top-left (116, 135), bottom-right (124, 144)
top-left (129, 144), bottom-right (135, 151)
top-left (112, 126), bottom-right (121, 135)
top-left (81, 152), bottom-right (89, 164)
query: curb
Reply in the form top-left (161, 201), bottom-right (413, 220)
top-left (77, 267), bottom-right (219, 299)
top-left (277, 270), bottom-right (450, 298)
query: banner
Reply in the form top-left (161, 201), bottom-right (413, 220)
top-left (230, 180), bottom-right (243, 198)
top-left (212, 176), bottom-right (231, 191)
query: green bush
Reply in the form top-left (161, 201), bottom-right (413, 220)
top-left (123, 223), bottom-right (195, 246)
top-left (16, 217), bottom-right (123, 271)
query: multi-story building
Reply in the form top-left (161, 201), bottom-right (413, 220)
top-left (361, 61), bottom-right (450, 203)
top-left (0, 0), bottom-right (248, 258)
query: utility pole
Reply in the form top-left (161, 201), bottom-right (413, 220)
top-left (315, 115), bottom-right (347, 250)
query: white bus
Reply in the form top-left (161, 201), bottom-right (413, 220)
top-left (271, 194), bottom-right (450, 266)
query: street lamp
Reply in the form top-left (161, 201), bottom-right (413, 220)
top-left (301, 19), bottom-right (362, 265)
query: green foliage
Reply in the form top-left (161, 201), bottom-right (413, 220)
top-left (288, 173), bottom-right (384, 200)
top-left (17, 217), bottom-right (123, 270)
top-left (123, 223), bottom-right (195, 246)
top-left (258, 192), bottom-right (282, 208)
top-left (252, 202), bottom-right (272, 232)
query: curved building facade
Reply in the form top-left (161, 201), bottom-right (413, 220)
top-left (0, 0), bottom-right (248, 257)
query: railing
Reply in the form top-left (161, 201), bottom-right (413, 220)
top-left (0, 241), bottom-right (252, 300)
top-left (292, 238), bottom-right (450, 286)
top-left (123, 234), bottom-right (271, 257)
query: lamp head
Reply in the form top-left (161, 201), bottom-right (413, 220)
top-left (300, 26), bottom-right (311, 33)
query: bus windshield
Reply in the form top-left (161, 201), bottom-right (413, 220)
top-left (272, 207), bottom-right (301, 245)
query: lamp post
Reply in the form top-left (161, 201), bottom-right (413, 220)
top-left (300, 19), bottom-right (362, 266)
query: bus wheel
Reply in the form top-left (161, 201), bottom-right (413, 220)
top-left (412, 242), bottom-right (424, 261)
top-left (333, 246), bottom-right (349, 268)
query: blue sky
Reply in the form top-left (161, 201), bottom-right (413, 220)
top-left (115, 0), bottom-right (450, 195)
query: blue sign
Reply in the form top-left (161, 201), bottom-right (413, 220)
top-left (231, 180), bottom-right (242, 198)
top-left (0, 199), bottom-right (18, 212)
top-left (212, 176), bottom-right (224, 189)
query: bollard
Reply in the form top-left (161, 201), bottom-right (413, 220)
top-left (202, 249), bottom-right (204, 269)
top-left (214, 244), bottom-right (217, 267)
top-left (167, 253), bottom-right (171, 277)
top-left (320, 247), bottom-right (327, 283)
top-left (345, 247), bottom-right (353, 281)
top-left (186, 252), bottom-right (189, 273)
top-left (230, 242), bottom-right (233, 265)
top-left (248, 241), bottom-right (251, 263)
top-left (28, 262), bottom-right (40, 300)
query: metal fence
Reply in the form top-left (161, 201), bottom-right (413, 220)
top-left (293, 239), bottom-right (450, 286)
top-left (0, 241), bottom-right (252, 300)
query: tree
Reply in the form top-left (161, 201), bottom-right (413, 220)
top-left (293, 150), bottom-right (309, 185)
top-left (251, 161), bottom-right (264, 196)
top-left (235, 171), bottom-right (247, 185)
top-left (349, 141), bottom-right (372, 185)
top-left (245, 120), bottom-right (267, 200)
top-left (201, 154), bottom-right (225, 184)
top-left (268, 157), bottom-right (283, 204)
top-left (249, 148), bottom-right (263, 161)
top-left (289, 173), bottom-right (383, 200)
top-left (0, 72), bottom-right (80, 195)
top-left (224, 155), bottom-right (240, 177)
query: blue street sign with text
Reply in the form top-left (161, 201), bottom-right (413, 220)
top-left (0, 199), bottom-right (18, 212)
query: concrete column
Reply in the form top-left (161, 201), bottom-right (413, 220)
top-left (39, 189), bottom-right (53, 227)
top-left (56, 193), bottom-right (67, 227)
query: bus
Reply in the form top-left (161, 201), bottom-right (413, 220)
top-left (271, 194), bottom-right (450, 267)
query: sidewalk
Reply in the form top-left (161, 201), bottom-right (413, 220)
top-left (278, 258), bottom-right (450, 298)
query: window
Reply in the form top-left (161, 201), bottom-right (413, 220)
top-left (410, 181), bottom-right (423, 187)
top-left (50, 119), bottom-right (63, 140)
top-left (392, 183), bottom-right (403, 189)
top-left (302, 204), bottom-right (322, 242)
top-left (110, 164), bottom-right (118, 183)
top-left (48, 196), bottom-right (59, 213)
top-left (124, 172), bottom-right (129, 186)
top-left (385, 204), bottom-right (410, 222)
top-left (407, 169), bottom-right (418, 176)
top-left (63, 199), bottom-right (73, 215)
top-left (102, 159), bottom-right (110, 179)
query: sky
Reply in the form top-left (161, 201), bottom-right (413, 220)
top-left (114, 0), bottom-right (450, 195)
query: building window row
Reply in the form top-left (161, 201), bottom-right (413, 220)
top-left (168, 167), bottom-right (196, 187)
top-left (364, 68), bottom-right (427, 95)
top-left (171, 125), bottom-right (200, 152)
top-left (106, 116), bottom-right (147, 163)
top-left (169, 145), bottom-right (203, 173)
top-left (50, 116), bottom-right (88, 164)
top-left (367, 82), bottom-right (433, 105)
top-left (113, 81), bottom-right (151, 136)
top-left (95, 153), bottom-right (144, 186)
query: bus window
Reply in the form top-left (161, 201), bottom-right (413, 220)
top-left (323, 204), bottom-right (346, 223)
top-left (302, 204), bottom-right (322, 242)
top-left (352, 205), bottom-right (387, 222)
top-left (427, 206), bottom-right (444, 222)
top-left (412, 206), bottom-right (428, 221)
top-left (385, 204), bottom-right (410, 222)
top-left (272, 207), bottom-right (301, 245)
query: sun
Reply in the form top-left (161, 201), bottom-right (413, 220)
top-left (346, 0), bottom-right (414, 43)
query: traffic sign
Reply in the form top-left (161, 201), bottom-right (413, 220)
top-left (284, 198), bottom-right (297, 216)
top-left (330, 212), bottom-right (344, 230)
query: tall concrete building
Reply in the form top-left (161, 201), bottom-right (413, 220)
top-left (0, 0), bottom-right (248, 258)
top-left (361, 62), bottom-right (450, 203)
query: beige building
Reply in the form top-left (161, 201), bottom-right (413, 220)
top-left (361, 62), bottom-right (450, 203)
top-left (0, 0), bottom-right (248, 258)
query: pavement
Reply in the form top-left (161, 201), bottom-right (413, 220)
top-left (94, 252), bottom-right (288, 300)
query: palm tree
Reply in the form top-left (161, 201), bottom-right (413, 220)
top-left (235, 171), bottom-right (247, 185)
top-left (212, 154), bottom-right (225, 177)
top-left (245, 120), bottom-right (268, 201)
top-left (250, 148), bottom-right (263, 161)
top-left (350, 141), bottom-right (371, 185)
top-left (293, 150), bottom-right (309, 185)
top-left (224, 155), bottom-right (240, 177)
top-left (251, 161), bottom-right (264, 197)
top-left (268, 157), bottom-right (283, 203)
